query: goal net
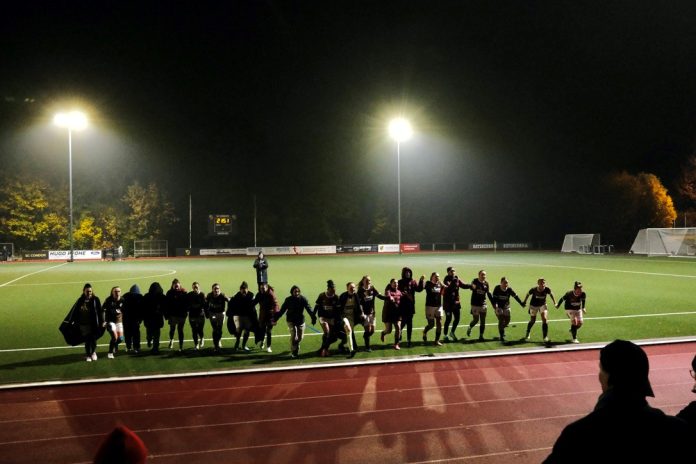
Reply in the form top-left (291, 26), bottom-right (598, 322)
top-left (133, 240), bottom-right (168, 258)
top-left (629, 228), bottom-right (696, 257)
top-left (561, 234), bottom-right (600, 253)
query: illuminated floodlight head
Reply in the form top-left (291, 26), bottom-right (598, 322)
top-left (53, 111), bottom-right (88, 131)
top-left (388, 117), bottom-right (413, 143)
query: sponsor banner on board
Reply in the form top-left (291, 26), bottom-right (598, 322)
top-left (378, 244), bottom-right (400, 253)
top-left (469, 243), bottom-right (495, 250)
top-left (22, 250), bottom-right (49, 260)
top-left (336, 244), bottom-right (378, 253)
top-left (48, 250), bottom-right (102, 260)
top-left (199, 248), bottom-right (247, 256)
top-left (247, 246), bottom-right (336, 255)
top-left (502, 242), bottom-right (531, 249)
top-left (400, 243), bottom-right (420, 252)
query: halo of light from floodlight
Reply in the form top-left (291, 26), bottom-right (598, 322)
top-left (53, 111), bottom-right (88, 131)
top-left (388, 117), bottom-right (413, 142)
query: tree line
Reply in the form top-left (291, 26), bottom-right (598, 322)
top-left (0, 178), bottom-right (177, 253)
top-left (2, 156), bottom-right (696, 252)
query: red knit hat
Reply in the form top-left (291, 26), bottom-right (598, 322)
top-left (93, 425), bottom-right (148, 464)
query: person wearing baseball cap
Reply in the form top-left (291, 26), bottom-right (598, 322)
top-left (544, 340), bottom-right (694, 463)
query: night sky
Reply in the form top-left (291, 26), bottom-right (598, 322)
top-left (2, 1), bottom-right (696, 248)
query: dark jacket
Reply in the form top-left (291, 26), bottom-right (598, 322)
top-left (276, 295), bottom-right (314, 325)
top-left (122, 285), bottom-right (144, 326)
top-left (68, 294), bottom-right (103, 334)
top-left (165, 287), bottom-right (188, 319)
top-left (143, 283), bottom-right (166, 329)
top-left (228, 291), bottom-right (256, 318)
top-left (544, 389), bottom-right (694, 463)
top-left (253, 257), bottom-right (269, 284)
top-left (676, 401), bottom-right (696, 433)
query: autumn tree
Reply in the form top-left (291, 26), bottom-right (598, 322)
top-left (600, 171), bottom-right (677, 248)
top-left (675, 155), bottom-right (696, 226)
top-left (121, 181), bottom-right (178, 242)
top-left (0, 177), bottom-right (69, 248)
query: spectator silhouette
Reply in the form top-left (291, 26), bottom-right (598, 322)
top-left (676, 354), bottom-right (696, 432)
top-left (93, 425), bottom-right (147, 463)
top-left (544, 339), bottom-right (694, 463)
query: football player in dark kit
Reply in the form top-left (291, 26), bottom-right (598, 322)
top-left (254, 282), bottom-right (279, 353)
top-left (465, 270), bottom-right (495, 341)
top-left (187, 281), bottom-right (207, 350)
top-left (491, 277), bottom-right (525, 343)
top-left (442, 267), bottom-right (473, 341)
top-left (397, 267), bottom-right (424, 348)
top-left (206, 283), bottom-right (228, 352)
top-left (275, 285), bottom-right (316, 358)
top-left (228, 281), bottom-right (257, 351)
top-left (423, 272), bottom-right (445, 345)
top-left (556, 281), bottom-right (586, 344)
top-left (165, 278), bottom-right (188, 351)
top-left (338, 281), bottom-right (362, 358)
top-left (522, 278), bottom-right (557, 343)
top-left (357, 275), bottom-right (384, 352)
top-left (315, 280), bottom-right (340, 351)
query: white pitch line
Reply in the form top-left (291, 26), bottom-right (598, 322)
top-left (449, 258), bottom-right (696, 279)
top-left (1, 311), bottom-right (694, 354)
top-left (0, 269), bottom-right (178, 287)
top-left (0, 263), bottom-right (68, 288)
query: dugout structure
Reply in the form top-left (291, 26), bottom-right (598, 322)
top-left (561, 234), bottom-right (601, 253)
top-left (133, 240), bottom-right (168, 258)
top-left (629, 228), bottom-right (696, 257)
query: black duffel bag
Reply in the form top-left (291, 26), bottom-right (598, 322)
top-left (59, 305), bottom-right (85, 346)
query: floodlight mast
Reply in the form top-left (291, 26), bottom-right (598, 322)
top-left (53, 111), bottom-right (88, 262)
top-left (388, 118), bottom-right (413, 255)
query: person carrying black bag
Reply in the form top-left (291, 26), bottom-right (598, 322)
top-left (66, 283), bottom-right (103, 362)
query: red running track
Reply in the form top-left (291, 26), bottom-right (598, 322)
top-left (0, 342), bottom-right (693, 464)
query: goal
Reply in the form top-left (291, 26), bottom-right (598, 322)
top-left (133, 240), bottom-right (168, 258)
top-left (629, 228), bottom-right (696, 257)
top-left (561, 234), bottom-right (601, 253)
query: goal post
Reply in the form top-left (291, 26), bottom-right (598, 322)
top-left (630, 228), bottom-right (696, 257)
top-left (133, 240), bottom-right (168, 258)
top-left (561, 234), bottom-right (600, 253)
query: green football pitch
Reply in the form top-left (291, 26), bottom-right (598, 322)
top-left (1, 252), bottom-right (695, 387)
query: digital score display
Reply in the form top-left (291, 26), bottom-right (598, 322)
top-left (209, 214), bottom-right (232, 236)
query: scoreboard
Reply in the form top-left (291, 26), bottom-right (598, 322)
top-left (208, 214), bottom-right (233, 236)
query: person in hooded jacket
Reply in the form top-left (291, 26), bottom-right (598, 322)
top-left (122, 284), bottom-right (144, 353)
top-left (123, 284), bottom-right (143, 354)
top-left (143, 282), bottom-right (166, 354)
